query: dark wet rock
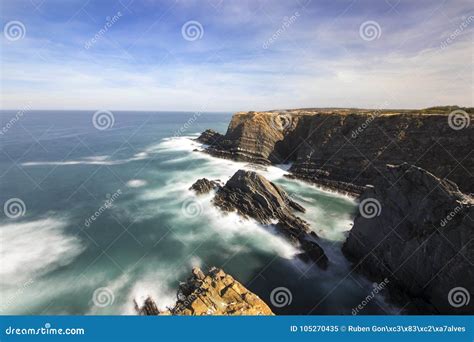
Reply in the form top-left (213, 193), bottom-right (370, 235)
top-left (134, 297), bottom-right (160, 315)
top-left (196, 129), bottom-right (224, 146)
top-left (343, 163), bottom-right (474, 314)
top-left (214, 169), bottom-right (328, 269)
top-left (189, 178), bottom-right (220, 194)
top-left (134, 267), bottom-right (274, 315)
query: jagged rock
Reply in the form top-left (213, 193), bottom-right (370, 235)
top-left (198, 108), bottom-right (473, 194)
top-left (342, 163), bottom-right (474, 314)
top-left (189, 178), bottom-right (220, 194)
top-left (134, 297), bottom-right (160, 315)
top-left (135, 267), bottom-right (274, 315)
top-left (213, 170), bottom-right (328, 269)
top-left (196, 129), bottom-right (224, 145)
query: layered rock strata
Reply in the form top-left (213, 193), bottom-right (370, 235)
top-left (342, 163), bottom-right (474, 314)
top-left (135, 267), bottom-right (273, 315)
top-left (198, 108), bottom-right (473, 195)
top-left (189, 178), bottom-right (220, 194)
top-left (212, 169), bottom-right (328, 269)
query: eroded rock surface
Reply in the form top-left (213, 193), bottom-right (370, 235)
top-left (343, 163), bottom-right (474, 314)
top-left (213, 169), bottom-right (328, 269)
top-left (196, 129), bottom-right (224, 145)
top-left (189, 178), bottom-right (220, 194)
top-left (135, 267), bottom-right (273, 315)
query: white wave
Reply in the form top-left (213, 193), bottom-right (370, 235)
top-left (164, 190), bottom-right (299, 259)
top-left (21, 153), bottom-right (149, 167)
top-left (151, 135), bottom-right (203, 152)
top-left (20, 136), bottom-right (202, 167)
top-left (83, 155), bottom-right (110, 162)
top-left (205, 208), bottom-right (299, 259)
top-left (0, 217), bottom-right (85, 285)
top-left (87, 272), bottom-right (132, 315)
top-left (126, 179), bottom-right (148, 188)
top-left (122, 266), bottom-right (184, 314)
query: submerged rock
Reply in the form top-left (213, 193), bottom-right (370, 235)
top-left (189, 178), bottom-right (220, 194)
top-left (213, 169), bottom-right (328, 269)
top-left (343, 163), bottom-right (474, 314)
top-left (134, 267), bottom-right (273, 315)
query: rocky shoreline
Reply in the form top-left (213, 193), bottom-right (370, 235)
top-left (134, 267), bottom-right (273, 315)
top-left (135, 107), bottom-right (473, 315)
top-left (197, 108), bottom-right (473, 195)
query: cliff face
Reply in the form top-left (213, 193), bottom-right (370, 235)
top-left (135, 267), bottom-right (273, 315)
top-left (194, 108), bottom-right (473, 314)
top-left (343, 164), bottom-right (474, 314)
top-left (200, 109), bottom-right (473, 195)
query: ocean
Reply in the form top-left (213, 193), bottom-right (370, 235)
top-left (0, 110), bottom-right (394, 315)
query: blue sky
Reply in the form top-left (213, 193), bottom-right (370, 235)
top-left (0, 0), bottom-right (472, 111)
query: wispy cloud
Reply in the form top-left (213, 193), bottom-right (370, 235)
top-left (1, 0), bottom-right (472, 111)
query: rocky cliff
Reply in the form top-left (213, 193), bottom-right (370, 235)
top-left (198, 108), bottom-right (473, 195)
top-left (135, 267), bottom-right (273, 315)
top-left (209, 169), bottom-right (328, 269)
top-left (343, 163), bottom-right (474, 314)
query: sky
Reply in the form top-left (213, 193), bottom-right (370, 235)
top-left (0, 0), bottom-right (473, 111)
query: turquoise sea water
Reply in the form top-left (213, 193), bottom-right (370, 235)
top-left (0, 110), bottom-right (394, 315)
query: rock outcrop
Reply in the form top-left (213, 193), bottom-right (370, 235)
top-left (342, 163), bottom-right (474, 314)
top-left (196, 129), bottom-right (224, 145)
top-left (198, 108), bottom-right (473, 195)
top-left (189, 178), bottom-right (220, 194)
top-left (135, 267), bottom-right (273, 315)
top-left (213, 169), bottom-right (328, 269)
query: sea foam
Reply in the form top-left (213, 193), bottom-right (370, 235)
top-left (0, 217), bottom-right (85, 286)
